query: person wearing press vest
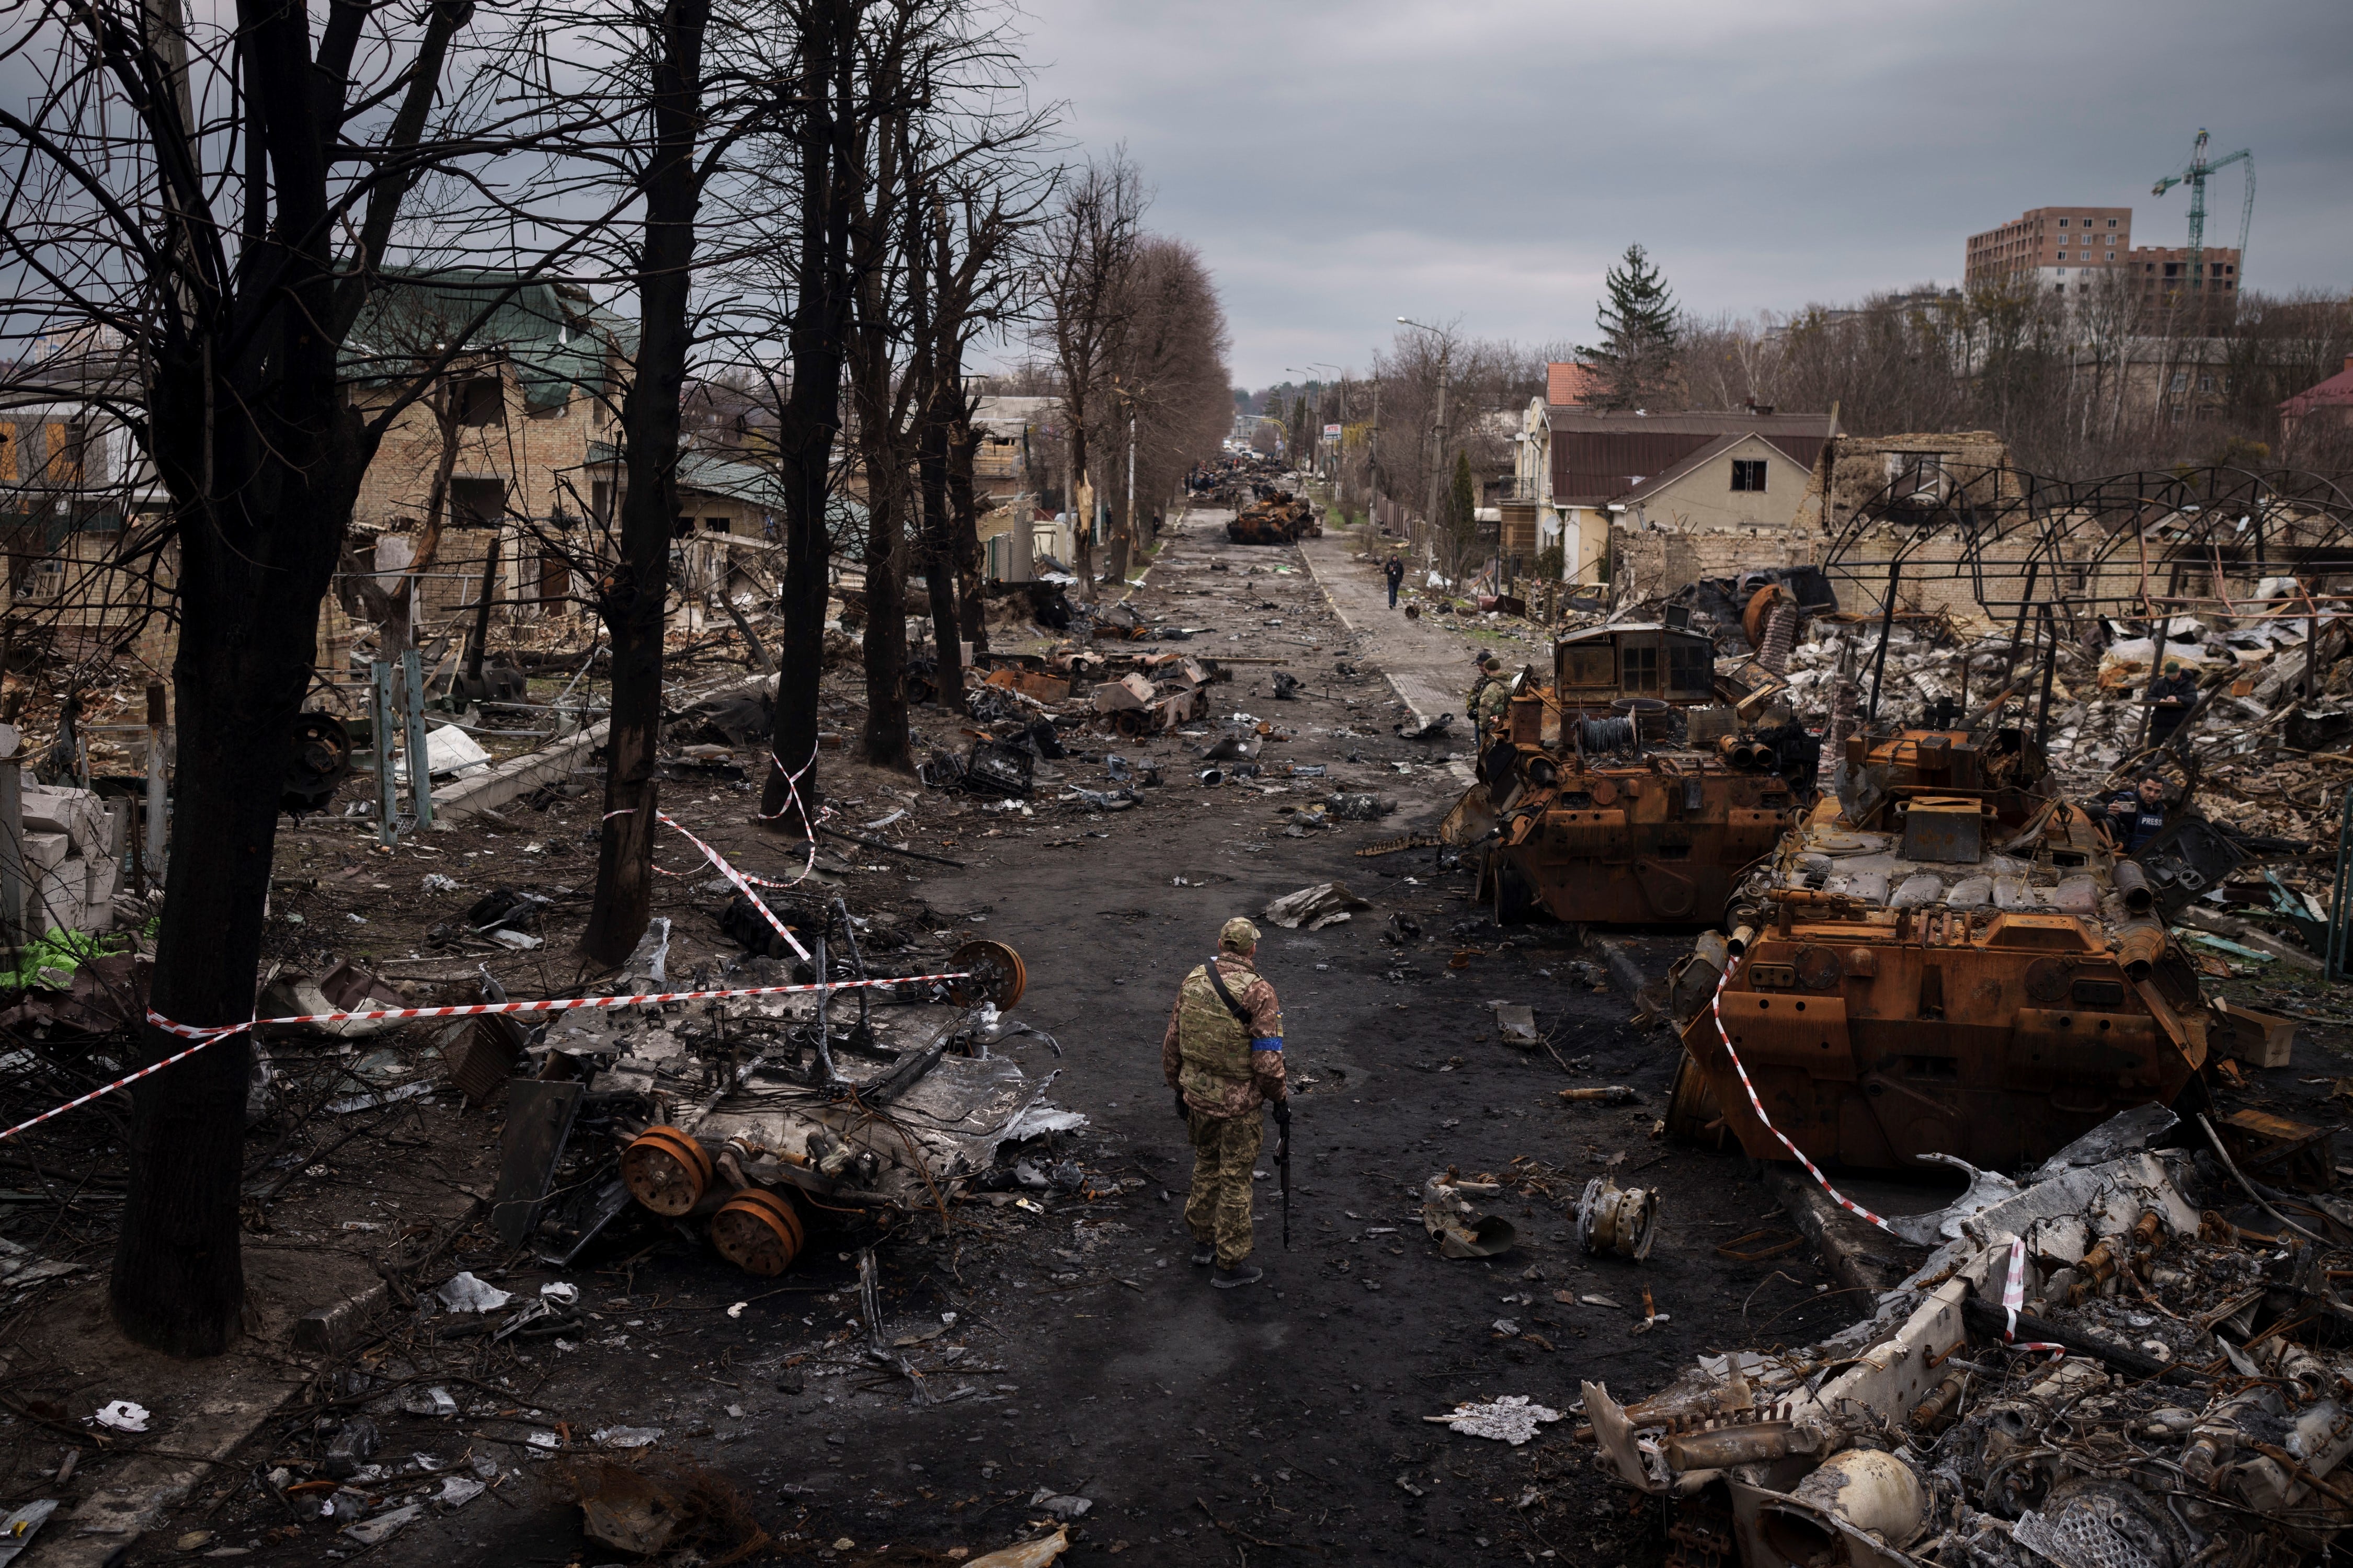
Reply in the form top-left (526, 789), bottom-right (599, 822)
top-left (1161, 917), bottom-right (1288, 1289)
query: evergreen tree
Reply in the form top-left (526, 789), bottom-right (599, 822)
top-left (1582, 243), bottom-right (1683, 410)
top-left (1442, 448), bottom-right (1479, 587)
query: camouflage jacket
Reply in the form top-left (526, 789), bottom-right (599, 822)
top-left (1161, 954), bottom-right (1286, 1118)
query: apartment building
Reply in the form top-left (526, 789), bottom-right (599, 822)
top-left (1964, 206), bottom-right (2240, 306)
top-left (1965, 207), bottom-right (2132, 291)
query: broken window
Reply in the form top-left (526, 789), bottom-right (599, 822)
top-left (456, 377), bottom-right (504, 427)
top-left (1729, 459), bottom-right (1767, 493)
top-left (1895, 453), bottom-right (1942, 499)
top-left (450, 477), bottom-right (505, 528)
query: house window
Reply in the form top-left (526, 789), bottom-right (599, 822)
top-left (2169, 372), bottom-right (2188, 393)
top-left (702, 516), bottom-right (730, 533)
top-left (2058, 218), bottom-right (2070, 227)
top-left (1730, 459), bottom-right (1767, 493)
top-left (2197, 374), bottom-right (2214, 392)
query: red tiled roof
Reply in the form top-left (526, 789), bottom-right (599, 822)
top-left (1547, 361), bottom-right (1600, 407)
top-left (2280, 355), bottom-right (2353, 416)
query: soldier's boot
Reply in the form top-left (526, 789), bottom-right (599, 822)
top-left (1212, 1262), bottom-right (1262, 1290)
top-left (1191, 1240), bottom-right (1215, 1266)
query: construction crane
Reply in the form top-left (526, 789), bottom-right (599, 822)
top-left (2152, 128), bottom-right (2254, 296)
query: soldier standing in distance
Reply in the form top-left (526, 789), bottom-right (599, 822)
top-left (1162, 917), bottom-right (1288, 1289)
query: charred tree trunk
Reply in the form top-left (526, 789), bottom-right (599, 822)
top-left (949, 408), bottom-right (986, 658)
top-left (579, 0), bottom-right (711, 966)
top-left (110, 3), bottom-right (367, 1357)
top-left (858, 480), bottom-right (911, 765)
top-left (764, 0), bottom-right (859, 834)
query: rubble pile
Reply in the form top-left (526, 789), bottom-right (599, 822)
top-left (1581, 1108), bottom-right (2353, 1568)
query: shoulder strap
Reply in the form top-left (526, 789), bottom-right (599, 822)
top-left (1201, 957), bottom-right (1251, 1024)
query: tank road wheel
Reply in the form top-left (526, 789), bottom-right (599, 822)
top-left (710, 1187), bottom-right (808, 1277)
top-left (949, 939), bottom-right (1027, 1009)
top-left (1664, 1052), bottom-right (1724, 1145)
top-left (621, 1126), bottom-right (713, 1216)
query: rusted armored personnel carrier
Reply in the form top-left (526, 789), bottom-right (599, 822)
top-left (1226, 490), bottom-right (1319, 545)
top-left (1663, 724), bottom-right (2214, 1172)
top-left (1462, 622), bottom-right (1820, 925)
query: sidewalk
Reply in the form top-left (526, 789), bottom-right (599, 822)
top-left (1296, 526), bottom-right (1488, 727)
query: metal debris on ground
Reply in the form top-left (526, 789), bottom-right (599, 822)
top-left (1425, 1395), bottom-right (1562, 1446)
top-left (1579, 1105), bottom-right (2353, 1568)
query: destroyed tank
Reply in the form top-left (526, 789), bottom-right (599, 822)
top-left (1226, 490), bottom-right (1319, 544)
top-left (1459, 622), bottom-right (1821, 925)
top-left (1662, 723), bottom-right (2214, 1173)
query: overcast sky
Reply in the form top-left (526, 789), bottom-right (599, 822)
top-left (1011, 0), bottom-right (2353, 391)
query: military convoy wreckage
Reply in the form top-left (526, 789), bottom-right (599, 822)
top-left (1227, 488), bottom-right (1322, 545)
top-left (1660, 711), bottom-right (2231, 1175)
top-left (1457, 618), bottom-right (1823, 926)
top-left (1582, 1104), bottom-right (2353, 1568)
top-left (489, 923), bottom-right (1055, 1280)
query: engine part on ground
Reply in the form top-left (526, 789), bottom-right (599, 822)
top-left (284, 711), bottom-right (354, 815)
top-left (1421, 1174), bottom-right (1519, 1259)
top-left (948, 940), bottom-right (1026, 1009)
top-left (1577, 1177), bottom-right (1659, 1260)
top-left (1761, 1449), bottom-right (1929, 1565)
top-left (621, 1126), bottom-right (712, 1216)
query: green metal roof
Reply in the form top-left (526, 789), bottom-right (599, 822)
top-left (342, 271), bottom-right (634, 413)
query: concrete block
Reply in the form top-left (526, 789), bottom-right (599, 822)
top-left (21, 831), bottom-right (67, 874)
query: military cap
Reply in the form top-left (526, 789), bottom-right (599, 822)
top-left (1219, 917), bottom-right (1261, 951)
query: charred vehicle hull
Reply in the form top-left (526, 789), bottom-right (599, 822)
top-left (1664, 729), bottom-right (2211, 1172)
top-left (1458, 622), bottom-right (1817, 926)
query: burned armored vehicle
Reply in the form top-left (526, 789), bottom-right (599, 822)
top-left (1226, 490), bottom-right (1319, 544)
top-left (1663, 722), bottom-right (2218, 1173)
top-left (1461, 621), bottom-right (1821, 925)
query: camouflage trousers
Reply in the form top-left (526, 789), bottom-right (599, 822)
top-left (1185, 1108), bottom-right (1263, 1268)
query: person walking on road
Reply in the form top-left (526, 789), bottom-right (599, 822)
top-left (1384, 553), bottom-right (1405, 609)
top-left (1162, 917), bottom-right (1289, 1289)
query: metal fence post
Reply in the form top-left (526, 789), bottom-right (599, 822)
top-left (401, 648), bottom-right (435, 830)
top-left (371, 660), bottom-right (399, 848)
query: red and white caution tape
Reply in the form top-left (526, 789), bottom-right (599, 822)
top-left (1707, 956), bottom-right (1895, 1234)
top-left (1708, 959), bottom-right (2063, 1356)
top-left (2000, 1237), bottom-right (2066, 1356)
top-left (598, 805), bottom-right (814, 963)
top-left (0, 966), bottom-right (974, 1148)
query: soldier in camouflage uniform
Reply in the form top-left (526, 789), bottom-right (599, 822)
top-left (1161, 917), bottom-right (1288, 1289)
top-left (1467, 654), bottom-right (1515, 734)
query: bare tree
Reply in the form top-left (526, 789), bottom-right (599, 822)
top-left (1095, 236), bottom-right (1230, 568)
top-left (1033, 152), bottom-right (1145, 600)
top-left (0, 0), bottom-right (572, 1352)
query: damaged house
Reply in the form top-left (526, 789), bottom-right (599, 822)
top-left (1545, 407), bottom-right (1834, 600)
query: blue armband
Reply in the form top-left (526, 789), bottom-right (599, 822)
top-left (1251, 1036), bottom-right (1283, 1052)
